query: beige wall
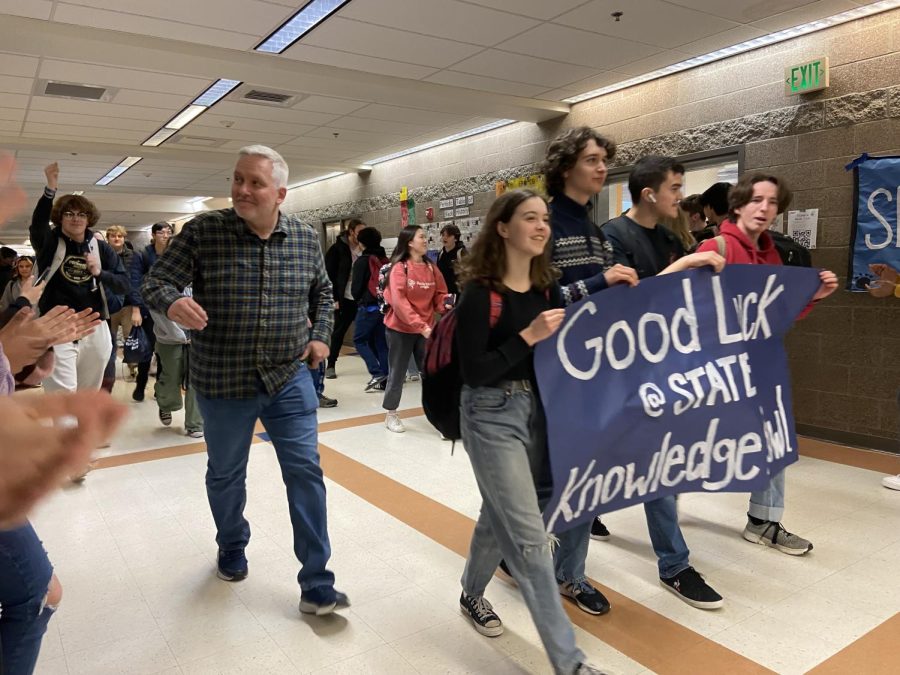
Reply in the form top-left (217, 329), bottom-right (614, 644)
top-left (287, 10), bottom-right (900, 451)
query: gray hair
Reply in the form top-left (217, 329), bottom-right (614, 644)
top-left (238, 145), bottom-right (289, 189)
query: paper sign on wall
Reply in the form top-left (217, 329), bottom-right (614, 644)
top-left (787, 209), bottom-right (818, 249)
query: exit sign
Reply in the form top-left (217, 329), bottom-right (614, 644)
top-left (784, 56), bottom-right (829, 95)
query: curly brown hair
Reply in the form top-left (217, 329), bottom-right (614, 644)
top-left (728, 173), bottom-right (792, 218)
top-left (51, 194), bottom-right (101, 229)
top-left (456, 189), bottom-right (559, 293)
top-left (542, 127), bottom-right (617, 197)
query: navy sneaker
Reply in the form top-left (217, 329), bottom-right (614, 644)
top-left (299, 586), bottom-right (350, 616)
top-left (559, 580), bottom-right (611, 615)
top-left (216, 549), bottom-right (248, 582)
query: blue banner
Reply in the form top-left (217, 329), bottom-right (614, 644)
top-left (535, 265), bottom-right (820, 534)
top-left (848, 154), bottom-right (900, 291)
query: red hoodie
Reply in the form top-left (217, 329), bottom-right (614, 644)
top-left (698, 219), bottom-right (815, 318)
top-left (383, 260), bottom-right (449, 334)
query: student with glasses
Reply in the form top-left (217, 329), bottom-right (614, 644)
top-left (29, 162), bottom-right (130, 397)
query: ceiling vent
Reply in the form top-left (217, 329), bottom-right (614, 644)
top-left (234, 84), bottom-right (304, 108)
top-left (36, 80), bottom-right (116, 102)
top-left (170, 135), bottom-right (227, 148)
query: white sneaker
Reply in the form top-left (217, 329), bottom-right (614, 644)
top-left (883, 474), bottom-right (900, 490)
top-left (385, 412), bottom-right (405, 433)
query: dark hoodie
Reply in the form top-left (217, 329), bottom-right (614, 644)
top-left (350, 245), bottom-right (388, 306)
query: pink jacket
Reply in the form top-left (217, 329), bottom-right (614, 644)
top-left (384, 260), bottom-right (448, 334)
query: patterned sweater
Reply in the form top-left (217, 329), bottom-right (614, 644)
top-left (549, 193), bottom-right (615, 305)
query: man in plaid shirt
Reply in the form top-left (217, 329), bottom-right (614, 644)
top-left (142, 145), bottom-right (349, 615)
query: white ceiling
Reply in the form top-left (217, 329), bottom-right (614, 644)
top-left (0, 0), bottom-right (882, 241)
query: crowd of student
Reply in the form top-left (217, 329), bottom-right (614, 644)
top-left (0, 127), bottom-right (891, 675)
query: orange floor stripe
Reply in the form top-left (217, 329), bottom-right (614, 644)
top-left (808, 612), bottom-right (900, 674)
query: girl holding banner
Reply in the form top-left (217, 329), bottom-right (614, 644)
top-left (453, 189), bottom-right (605, 675)
top-left (698, 172), bottom-right (838, 553)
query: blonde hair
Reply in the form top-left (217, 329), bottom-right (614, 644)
top-left (662, 208), bottom-right (695, 251)
top-left (106, 225), bottom-right (127, 238)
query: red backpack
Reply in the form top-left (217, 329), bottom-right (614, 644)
top-left (366, 254), bottom-right (388, 301)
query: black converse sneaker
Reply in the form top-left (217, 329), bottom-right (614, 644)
top-left (459, 592), bottom-right (503, 637)
top-left (660, 567), bottom-right (723, 610)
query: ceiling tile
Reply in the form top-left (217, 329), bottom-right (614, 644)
top-left (340, 0), bottom-right (539, 46)
top-left (498, 23), bottom-right (661, 69)
top-left (301, 17), bottom-right (483, 69)
top-left (0, 94), bottom-right (30, 109)
top-left (53, 3), bottom-right (259, 50)
top-left (213, 101), bottom-right (339, 127)
top-left (329, 117), bottom-right (433, 136)
top-left (39, 60), bottom-right (210, 97)
top-left (0, 53), bottom-right (39, 78)
top-left (349, 104), bottom-right (468, 127)
top-left (61, 0), bottom-right (294, 36)
top-left (664, 0), bottom-right (823, 23)
top-left (281, 44), bottom-right (438, 80)
top-left (536, 70), bottom-right (629, 99)
top-left (674, 25), bottom-right (768, 56)
top-left (0, 120), bottom-right (21, 133)
top-left (27, 110), bottom-right (157, 132)
top-left (112, 90), bottom-right (200, 110)
top-left (612, 49), bottom-right (696, 77)
top-left (23, 122), bottom-right (145, 142)
top-left (423, 70), bottom-right (554, 97)
top-left (554, 0), bottom-right (740, 49)
top-left (461, 0), bottom-right (593, 21)
top-left (750, 0), bottom-right (858, 32)
top-left (0, 75), bottom-right (31, 95)
top-left (0, 0), bottom-right (52, 20)
top-left (0, 108), bottom-right (25, 122)
top-left (29, 97), bottom-right (173, 122)
top-left (294, 96), bottom-right (370, 116)
top-left (200, 113), bottom-right (316, 137)
top-left (449, 50), bottom-right (597, 88)
top-left (303, 127), bottom-right (407, 144)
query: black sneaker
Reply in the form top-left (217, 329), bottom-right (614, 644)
top-left (132, 387), bottom-right (145, 402)
top-left (299, 586), bottom-right (350, 616)
top-left (216, 549), bottom-right (248, 582)
top-left (660, 567), bottom-right (723, 610)
top-left (459, 592), bottom-right (503, 637)
top-left (159, 409), bottom-right (172, 426)
top-left (559, 580), bottom-right (610, 615)
top-left (590, 517), bottom-right (611, 541)
top-left (364, 376), bottom-right (387, 393)
top-left (318, 395), bottom-right (338, 408)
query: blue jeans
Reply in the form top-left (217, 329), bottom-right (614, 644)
top-left (645, 496), bottom-right (691, 579)
top-left (195, 367), bottom-right (334, 591)
top-left (460, 384), bottom-right (584, 675)
top-left (0, 523), bottom-right (56, 675)
top-left (309, 362), bottom-right (325, 397)
top-left (749, 470), bottom-right (786, 522)
top-left (353, 307), bottom-right (388, 379)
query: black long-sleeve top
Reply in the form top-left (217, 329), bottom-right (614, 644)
top-left (350, 245), bottom-right (387, 305)
top-left (30, 188), bottom-right (129, 316)
top-left (455, 282), bottom-right (563, 388)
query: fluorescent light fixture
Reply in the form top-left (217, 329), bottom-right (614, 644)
top-left (365, 119), bottom-right (516, 165)
top-left (186, 196), bottom-right (212, 204)
top-left (564, 0), bottom-right (900, 104)
top-left (193, 78), bottom-right (241, 106)
top-left (256, 0), bottom-right (350, 54)
top-left (95, 157), bottom-right (143, 186)
top-left (288, 171), bottom-right (345, 189)
top-left (71, 190), bottom-right (84, 196)
top-left (165, 104), bottom-right (207, 130)
top-left (142, 127), bottom-right (178, 147)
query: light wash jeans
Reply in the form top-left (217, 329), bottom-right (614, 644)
top-left (195, 367), bottom-right (334, 591)
top-left (460, 383), bottom-right (585, 675)
top-left (748, 469), bottom-right (786, 522)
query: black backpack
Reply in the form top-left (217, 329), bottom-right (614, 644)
top-left (421, 291), bottom-right (503, 445)
top-left (769, 231), bottom-right (812, 267)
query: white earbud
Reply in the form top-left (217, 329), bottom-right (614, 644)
top-left (647, 194), bottom-right (657, 203)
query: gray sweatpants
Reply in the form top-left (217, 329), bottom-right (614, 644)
top-left (382, 328), bottom-right (425, 411)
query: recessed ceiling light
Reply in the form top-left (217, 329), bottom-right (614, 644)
top-left (563, 0), bottom-right (900, 104)
top-left (165, 104), bottom-right (208, 130)
top-left (193, 79), bottom-right (241, 106)
top-left (256, 0), bottom-right (351, 54)
top-left (95, 157), bottom-right (143, 186)
top-left (142, 128), bottom-right (178, 147)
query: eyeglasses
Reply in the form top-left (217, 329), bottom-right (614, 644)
top-left (62, 211), bottom-right (89, 220)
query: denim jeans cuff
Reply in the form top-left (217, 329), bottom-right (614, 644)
top-left (747, 505), bottom-right (785, 522)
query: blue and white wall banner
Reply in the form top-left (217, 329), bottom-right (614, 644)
top-left (847, 153), bottom-right (900, 291)
top-left (535, 266), bottom-right (820, 534)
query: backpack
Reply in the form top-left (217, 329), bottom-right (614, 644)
top-left (421, 290), bottom-right (504, 445)
top-left (376, 262), bottom-right (402, 314)
top-left (41, 235), bottom-right (123, 319)
top-left (714, 233), bottom-right (811, 267)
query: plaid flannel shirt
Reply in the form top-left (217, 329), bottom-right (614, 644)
top-left (141, 208), bottom-right (333, 399)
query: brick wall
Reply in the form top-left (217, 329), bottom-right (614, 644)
top-left (285, 10), bottom-right (900, 451)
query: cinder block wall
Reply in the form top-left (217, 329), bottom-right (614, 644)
top-left (285, 10), bottom-right (900, 451)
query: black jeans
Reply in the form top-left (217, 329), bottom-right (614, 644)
top-left (134, 314), bottom-right (157, 393)
top-left (327, 299), bottom-right (357, 369)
